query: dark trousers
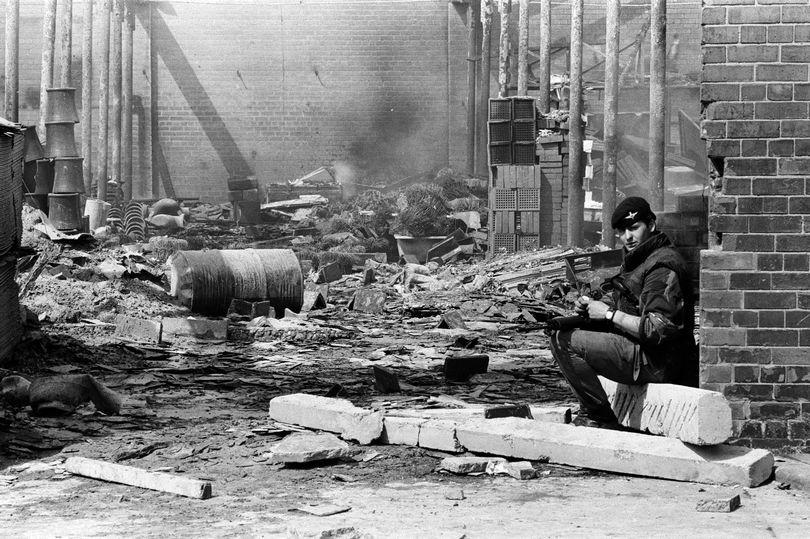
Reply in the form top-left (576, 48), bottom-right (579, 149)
top-left (548, 328), bottom-right (668, 422)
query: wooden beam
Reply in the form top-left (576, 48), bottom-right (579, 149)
top-left (476, 0), bottom-right (494, 175)
top-left (537, 0), bottom-right (551, 113)
top-left (96, 0), bottom-right (111, 200)
top-left (516, 0), bottom-right (529, 96)
top-left (64, 457), bottom-right (212, 499)
top-left (81, 0), bottom-right (93, 194)
top-left (39, 0), bottom-right (57, 140)
top-left (466, 0), bottom-right (480, 176)
top-left (602, 0), bottom-right (620, 248)
top-left (497, 0), bottom-right (511, 98)
top-left (5, 0), bottom-right (19, 122)
top-left (59, 0), bottom-right (73, 86)
top-left (566, 0), bottom-right (584, 247)
top-left (122, 0), bottom-right (134, 200)
top-left (649, 0), bottom-right (667, 211)
top-left (110, 0), bottom-right (124, 190)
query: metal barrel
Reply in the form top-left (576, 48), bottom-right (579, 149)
top-left (45, 122), bottom-right (77, 158)
top-left (52, 157), bottom-right (85, 194)
top-left (44, 88), bottom-right (79, 123)
top-left (47, 193), bottom-right (83, 230)
top-left (33, 158), bottom-right (54, 194)
top-left (169, 249), bottom-right (303, 316)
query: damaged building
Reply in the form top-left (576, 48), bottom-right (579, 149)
top-left (1, 0), bottom-right (810, 536)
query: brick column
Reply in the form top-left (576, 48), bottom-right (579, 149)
top-left (700, 0), bottom-right (810, 450)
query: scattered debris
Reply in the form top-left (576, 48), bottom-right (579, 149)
top-left (695, 494), bottom-right (741, 513)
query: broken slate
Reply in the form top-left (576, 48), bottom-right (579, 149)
top-left (373, 366), bottom-right (401, 394)
top-left (695, 494), bottom-right (741, 513)
top-left (439, 456), bottom-right (507, 474)
top-left (271, 432), bottom-right (352, 464)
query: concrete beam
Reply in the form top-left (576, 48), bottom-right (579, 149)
top-left (268, 393), bottom-right (383, 445)
top-left (599, 377), bottom-right (733, 445)
top-left (455, 418), bottom-right (773, 487)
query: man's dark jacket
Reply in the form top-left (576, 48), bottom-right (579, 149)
top-left (610, 230), bottom-right (698, 386)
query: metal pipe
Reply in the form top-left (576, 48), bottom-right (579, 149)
top-left (39, 0), bottom-right (58, 141)
top-left (649, 0), bottom-right (667, 211)
top-left (476, 0), bottom-right (493, 174)
top-left (566, 0), bottom-right (584, 247)
top-left (466, 0), bottom-right (479, 176)
top-left (517, 0), bottom-right (529, 96)
top-left (4, 0), bottom-right (19, 122)
top-left (537, 0), bottom-right (551, 113)
top-left (59, 0), bottom-right (73, 86)
top-left (602, 0), bottom-right (620, 248)
top-left (497, 0), bottom-right (511, 98)
top-left (110, 0), bottom-right (123, 192)
top-left (123, 0), bottom-right (134, 200)
top-left (96, 0), bottom-right (111, 200)
top-left (81, 0), bottom-right (93, 195)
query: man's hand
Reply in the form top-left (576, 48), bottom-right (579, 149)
top-left (577, 296), bottom-right (612, 320)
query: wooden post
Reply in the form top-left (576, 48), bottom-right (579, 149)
top-left (122, 1), bottom-right (134, 200)
top-left (476, 0), bottom-right (494, 175)
top-left (110, 0), bottom-right (123, 193)
top-left (59, 0), bottom-right (73, 86)
top-left (97, 0), bottom-right (111, 200)
top-left (566, 0), bottom-right (584, 247)
top-left (517, 0), bottom-right (529, 96)
top-left (4, 0), bottom-right (19, 122)
top-left (39, 0), bottom-right (58, 140)
top-left (466, 0), bottom-right (480, 176)
top-left (497, 0), bottom-right (511, 98)
top-left (649, 0), bottom-right (666, 211)
top-left (81, 0), bottom-right (93, 195)
top-left (602, 0), bottom-right (620, 248)
top-left (537, 0), bottom-right (551, 113)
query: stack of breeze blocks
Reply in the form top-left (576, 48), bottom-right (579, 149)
top-left (227, 176), bottom-right (261, 225)
top-left (488, 97), bottom-right (570, 254)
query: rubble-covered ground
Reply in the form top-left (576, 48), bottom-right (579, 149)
top-left (3, 186), bottom-right (810, 536)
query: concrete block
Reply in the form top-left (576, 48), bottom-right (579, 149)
top-left (268, 393), bottom-right (383, 445)
top-left (271, 432), bottom-right (352, 463)
top-left (455, 418), bottom-right (774, 487)
top-left (381, 416), bottom-right (424, 446)
top-left (444, 354), bottom-right (489, 382)
top-left (418, 419), bottom-right (465, 453)
top-left (599, 376), bottom-right (733, 445)
top-left (161, 317), bottom-right (228, 341)
top-left (502, 461), bottom-right (537, 480)
top-left (696, 494), bottom-right (741, 513)
top-left (530, 405), bottom-right (572, 424)
top-left (351, 288), bottom-right (386, 313)
top-left (439, 456), bottom-right (506, 474)
top-left (774, 458), bottom-right (810, 491)
top-left (113, 315), bottom-right (161, 344)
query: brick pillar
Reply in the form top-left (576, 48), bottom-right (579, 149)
top-left (700, 0), bottom-right (810, 451)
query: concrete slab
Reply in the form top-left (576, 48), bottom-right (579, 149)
top-left (161, 317), bottom-right (228, 341)
top-left (268, 393), bottom-right (384, 445)
top-left (599, 376), bottom-right (733, 445)
top-left (455, 417), bottom-right (774, 487)
top-left (381, 416), bottom-right (424, 446)
top-left (774, 458), bottom-right (810, 492)
top-left (418, 419), bottom-right (464, 453)
top-left (439, 456), bottom-right (506, 474)
top-left (271, 432), bottom-right (352, 463)
top-left (113, 315), bottom-right (161, 344)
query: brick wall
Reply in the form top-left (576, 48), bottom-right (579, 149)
top-left (700, 0), bottom-right (810, 451)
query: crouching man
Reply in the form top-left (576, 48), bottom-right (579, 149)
top-left (549, 196), bottom-right (699, 428)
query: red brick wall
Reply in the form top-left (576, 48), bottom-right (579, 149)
top-left (700, 0), bottom-right (810, 451)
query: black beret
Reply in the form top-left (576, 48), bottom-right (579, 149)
top-left (611, 196), bottom-right (655, 229)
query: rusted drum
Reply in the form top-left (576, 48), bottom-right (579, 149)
top-left (52, 157), bottom-right (85, 194)
top-left (23, 126), bottom-right (44, 163)
top-left (33, 158), bottom-right (54, 195)
top-left (45, 122), bottom-right (77, 157)
top-left (44, 88), bottom-right (79, 123)
top-left (168, 249), bottom-right (303, 316)
top-left (48, 193), bottom-right (82, 230)
top-left (24, 193), bottom-right (49, 214)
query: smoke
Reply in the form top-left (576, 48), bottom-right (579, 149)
top-left (332, 160), bottom-right (359, 198)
